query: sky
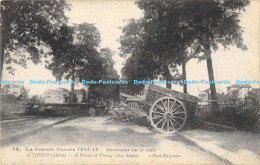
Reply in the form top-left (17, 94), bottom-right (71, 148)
top-left (2, 0), bottom-right (260, 97)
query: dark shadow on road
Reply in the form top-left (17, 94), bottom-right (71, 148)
top-left (1, 117), bottom-right (160, 147)
top-left (1, 117), bottom-right (76, 146)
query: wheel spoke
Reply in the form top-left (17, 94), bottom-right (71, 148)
top-left (171, 117), bottom-right (181, 126)
top-left (167, 99), bottom-right (170, 112)
top-left (153, 111), bottom-right (165, 115)
top-left (155, 117), bottom-right (166, 126)
top-left (160, 100), bottom-right (167, 112)
top-left (172, 116), bottom-right (184, 120)
top-left (167, 119), bottom-right (170, 132)
top-left (152, 115), bottom-right (164, 120)
top-left (155, 104), bottom-right (165, 112)
top-left (169, 100), bottom-right (176, 112)
top-left (171, 105), bottom-right (183, 113)
top-left (172, 111), bottom-right (185, 115)
top-left (169, 119), bottom-right (175, 130)
top-left (161, 118), bottom-right (167, 130)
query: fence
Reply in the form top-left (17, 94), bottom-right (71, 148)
top-left (196, 100), bottom-right (259, 116)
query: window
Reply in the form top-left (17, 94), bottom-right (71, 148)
top-left (199, 94), bottom-right (207, 99)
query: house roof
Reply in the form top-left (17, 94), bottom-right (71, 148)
top-left (227, 84), bottom-right (252, 88)
top-left (57, 87), bottom-right (70, 93)
top-left (45, 88), bottom-right (69, 94)
top-left (3, 84), bottom-right (24, 88)
top-left (203, 88), bottom-right (211, 93)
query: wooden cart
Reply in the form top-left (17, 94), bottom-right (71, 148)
top-left (127, 84), bottom-right (198, 134)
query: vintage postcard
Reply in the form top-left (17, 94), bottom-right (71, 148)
top-left (0, 0), bottom-right (259, 164)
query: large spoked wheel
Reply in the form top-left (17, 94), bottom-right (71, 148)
top-left (89, 108), bottom-right (96, 117)
top-left (149, 97), bottom-right (187, 134)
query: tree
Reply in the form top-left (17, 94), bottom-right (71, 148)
top-left (88, 48), bottom-right (120, 101)
top-left (175, 0), bottom-right (249, 113)
top-left (47, 23), bottom-right (101, 103)
top-left (119, 8), bottom-right (198, 92)
top-left (119, 19), bottom-right (183, 93)
top-left (99, 48), bottom-right (119, 80)
top-left (133, 0), bottom-right (249, 114)
top-left (136, 0), bottom-right (205, 92)
top-left (0, 0), bottom-right (70, 89)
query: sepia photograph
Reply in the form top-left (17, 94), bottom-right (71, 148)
top-left (0, 0), bottom-right (259, 164)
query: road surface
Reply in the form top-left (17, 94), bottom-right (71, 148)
top-left (0, 116), bottom-right (252, 164)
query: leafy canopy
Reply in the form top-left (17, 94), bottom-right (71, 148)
top-left (1, 0), bottom-right (70, 73)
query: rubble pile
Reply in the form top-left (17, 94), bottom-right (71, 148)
top-left (108, 103), bottom-right (150, 127)
top-left (25, 104), bottom-right (89, 117)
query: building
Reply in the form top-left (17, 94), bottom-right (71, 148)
top-left (44, 88), bottom-right (70, 103)
top-left (227, 84), bottom-right (252, 99)
top-left (44, 88), bottom-right (88, 104)
top-left (2, 84), bottom-right (25, 97)
top-left (197, 88), bottom-right (212, 106)
top-left (198, 88), bottom-right (211, 101)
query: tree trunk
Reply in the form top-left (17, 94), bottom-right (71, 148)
top-left (182, 61), bottom-right (187, 93)
top-left (69, 74), bottom-right (75, 104)
top-left (0, 44), bottom-right (4, 89)
top-left (166, 79), bottom-right (172, 89)
top-left (205, 43), bottom-right (218, 115)
top-left (0, 11), bottom-right (4, 90)
top-left (164, 66), bottom-right (172, 89)
top-left (0, 10), bottom-right (11, 90)
top-left (70, 82), bottom-right (75, 104)
top-left (0, 34), bottom-right (7, 90)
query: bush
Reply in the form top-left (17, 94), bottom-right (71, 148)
top-left (234, 92), bottom-right (259, 131)
top-left (201, 90), bottom-right (260, 131)
top-left (222, 106), bottom-right (237, 121)
top-left (235, 113), bottom-right (259, 131)
top-left (0, 94), bottom-right (18, 103)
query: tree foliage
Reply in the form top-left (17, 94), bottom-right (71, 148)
top-left (88, 48), bottom-right (120, 101)
top-left (47, 23), bottom-right (101, 81)
top-left (0, 0), bottom-right (70, 84)
top-left (46, 23), bottom-right (103, 103)
top-left (119, 19), bottom-right (182, 93)
top-left (46, 23), bottom-right (119, 102)
top-left (120, 0), bottom-right (249, 100)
